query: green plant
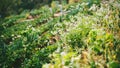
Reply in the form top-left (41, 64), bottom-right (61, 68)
top-left (66, 29), bottom-right (84, 48)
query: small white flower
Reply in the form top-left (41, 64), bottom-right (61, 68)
top-left (32, 27), bottom-right (35, 31)
top-left (11, 34), bottom-right (14, 36)
top-left (60, 52), bottom-right (66, 56)
top-left (1, 35), bottom-right (4, 37)
top-left (17, 35), bottom-right (21, 38)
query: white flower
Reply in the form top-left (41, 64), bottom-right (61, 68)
top-left (11, 34), bottom-right (14, 36)
top-left (32, 27), bottom-right (35, 31)
top-left (1, 35), bottom-right (4, 37)
top-left (17, 35), bottom-right (21, 38)
top-left (60, 52), bottom-right (66, 56)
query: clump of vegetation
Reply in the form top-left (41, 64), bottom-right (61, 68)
top-left (66, 29), bottom-right (85, 48)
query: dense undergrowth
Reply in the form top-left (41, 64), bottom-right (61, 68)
top-left (0, 0), bottom-right (120, 68)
